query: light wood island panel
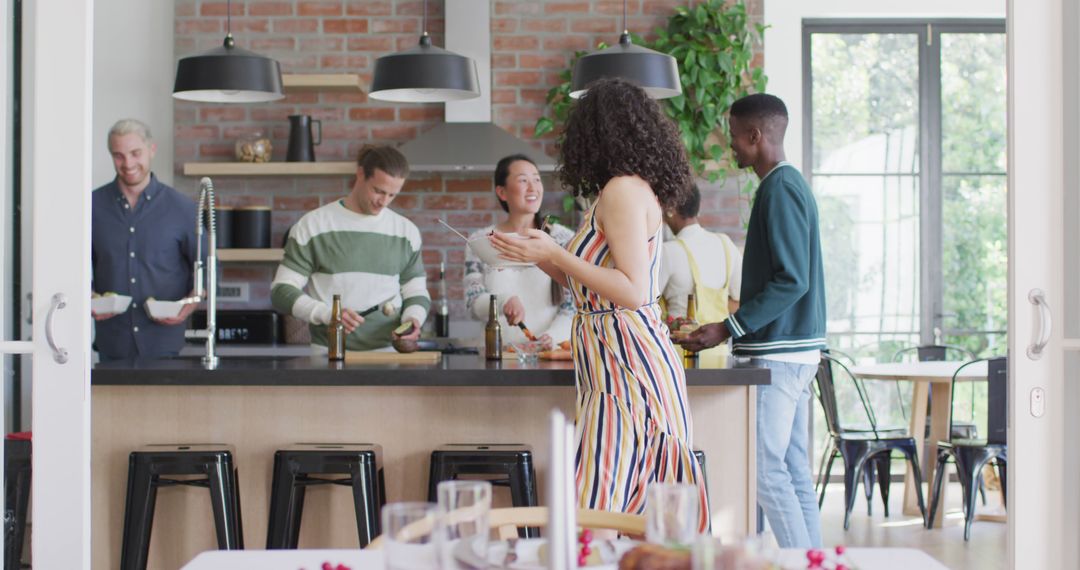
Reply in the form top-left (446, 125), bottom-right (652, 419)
top-left (91, 360), bottom-right (761, 569)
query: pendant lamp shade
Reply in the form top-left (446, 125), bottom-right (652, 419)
top-left (173, 36), bottom-right (284, 103)
top-left (369, 35), bottom-right (480, 103)
top-left (570, 33), bottom-right (681, 99)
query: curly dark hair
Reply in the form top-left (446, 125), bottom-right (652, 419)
top-left (557, 77), bottom-right (692, 209)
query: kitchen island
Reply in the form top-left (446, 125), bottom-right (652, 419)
top-left (92, 354), bottom-right (767, 568)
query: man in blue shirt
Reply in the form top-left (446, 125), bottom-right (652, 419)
top-left (91, 119), bottom-right (201, 360)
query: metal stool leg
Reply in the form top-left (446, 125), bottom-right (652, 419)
top-left (350, 461), bottom-right (380, 547)
top-left (120, 458), bottom-right (159, 570)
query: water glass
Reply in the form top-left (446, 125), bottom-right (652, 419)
top-left (645, 483), bottom-right (700, 547)
top-left (692, 534), bottom-right (777, 570)
top-left (382, 502), bottom-right (441, 570)
top-left (437, 480), bottom-right (492, 565)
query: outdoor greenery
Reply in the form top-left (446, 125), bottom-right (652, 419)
top-left (811, 31), bottom-right (1006, 360)
top-left (810, 30), bottom-right (1006, 469)
top-left (939, 33), bottom-right (1008, 357)
top-left (535, 0), bottom-right (766, 205)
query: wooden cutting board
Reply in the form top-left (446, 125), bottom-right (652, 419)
top-left (343, 351), bottom-right (442, 364)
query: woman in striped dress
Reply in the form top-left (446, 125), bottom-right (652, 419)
top-left (490, 78), bottom-right (709, 531)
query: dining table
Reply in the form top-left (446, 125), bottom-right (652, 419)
top-left (180, 545), bottom-right (952, 569)
top-left (848, 360), bottom-right (1000, 527)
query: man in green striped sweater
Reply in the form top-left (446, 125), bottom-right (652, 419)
top-left (272, 146), bottom-right (429, 351)
top-left (679, 94), bottom-right (826, 548)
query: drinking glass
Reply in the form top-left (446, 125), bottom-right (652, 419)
top-left (382, 502), bottom-right (441, 570)
top-left (645, 483), bottom-right (700, 547)
top-left (437, 480), bottom-right (492, 566)
top-left (692, 534), bottom-right (778, 570)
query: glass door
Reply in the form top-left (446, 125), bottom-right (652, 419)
top-left (805, 21), bottom-right (1006, 363)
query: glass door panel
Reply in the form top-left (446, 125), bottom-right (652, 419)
top-left (940, 32), bottom-right (1007, 356)
top-left (811, 33), bottom-right (920, 175)
top-left (810, 32), bottom-right (921, 360)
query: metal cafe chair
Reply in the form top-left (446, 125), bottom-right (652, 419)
top-left (926, 357), bottom-right (1007, 540)
top-left (813, 353), bottom-right (927, 529)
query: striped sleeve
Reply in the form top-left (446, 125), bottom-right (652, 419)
top-left (271, 218), bottom-right (330, 324)
top-left (272, 264), bottom-right (331, 325)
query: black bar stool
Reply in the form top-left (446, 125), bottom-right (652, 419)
top-left (120, 444), bottom-right (244, 570)
top-left (266, 443), bottom-right (385, 549)
top-left (5, 434), bottom-right (31, 570)
top-left (428, 443), bottom-right (538, 538)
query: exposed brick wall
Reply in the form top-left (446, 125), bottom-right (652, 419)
top-left (173, 0), bottom-right (762, 323)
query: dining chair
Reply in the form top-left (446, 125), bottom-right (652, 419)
top-left (813, 348), bottom-right (882, 517)
top-left (926, 356), bottom-right (1007, 540)
top-left (813, 353), bottom-right (927, 530)
top-left (364, 507), bottom-right (645, 549)
top-left (813, 348), bottom-right (908, 518)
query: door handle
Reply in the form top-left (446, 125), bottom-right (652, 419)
top-left (1027, 288), bottom-right (1052, 360)
top-left (45, 293), bottom-right (68, 364)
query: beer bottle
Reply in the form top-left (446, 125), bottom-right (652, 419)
top-left (328, 294), bottom-right (346, 362)
top-left (485, 294), bottom-right (502, 360)
top-left (683, 293), bottom-right (699, 368)
top-left (435, 262), bottom-right (450, 337)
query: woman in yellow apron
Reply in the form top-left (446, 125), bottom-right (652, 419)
top-left (658, 186), bottom-right (743, 366)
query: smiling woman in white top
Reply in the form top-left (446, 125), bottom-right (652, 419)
top-left (464, 154), bottom-right (574, 346)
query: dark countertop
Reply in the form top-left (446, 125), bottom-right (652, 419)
top-left (92, 353), bottom-right (770, 387)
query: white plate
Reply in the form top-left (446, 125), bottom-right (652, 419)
top-left (91, 294), bottom-right (131, 315)
top-left (467, 233), bottom-right (534, 268)
top-left (145, 298), bottom-right (188, 320)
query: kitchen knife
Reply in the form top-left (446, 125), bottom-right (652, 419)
top-left (358, 297), bottom-right (397, 317)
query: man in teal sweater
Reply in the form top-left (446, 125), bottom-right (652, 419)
top-left (680, 93), bottom-right (826, 548)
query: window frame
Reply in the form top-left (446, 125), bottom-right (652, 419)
top-left (802, 19), bottom-right (1006, 348)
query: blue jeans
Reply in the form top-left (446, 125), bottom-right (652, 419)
top-left (754, 358), bottom-right (822, 548)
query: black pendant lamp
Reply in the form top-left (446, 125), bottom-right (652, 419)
top-left (369, 0), bottom-right (480, 102)
top-left (173, 0), bottom-right (284, 103)
top-left (570, 0), bottom-right (681, 99)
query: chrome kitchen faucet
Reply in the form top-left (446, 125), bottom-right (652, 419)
top-left (187, 176), bottom-right (219, 368)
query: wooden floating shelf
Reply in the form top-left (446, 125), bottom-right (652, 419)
top-left (216, 248), bottom-right (284, 262)
top-left (183, 162), bottom-right (356, 176)
top-left (282, 73), bottom-right (364, 92)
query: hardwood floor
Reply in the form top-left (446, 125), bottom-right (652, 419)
top-left (816, 481), bottom-right (1007, 570)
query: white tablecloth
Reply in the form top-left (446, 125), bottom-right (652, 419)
top-left (182, 546), bottom-right (949, 570)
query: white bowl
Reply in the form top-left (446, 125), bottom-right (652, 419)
top-left (467, 233), bottom-right (534, 268)
top-left (145, 298), bottom-right (188, 320)
top-left (91, 294), bottom-right (131, 315)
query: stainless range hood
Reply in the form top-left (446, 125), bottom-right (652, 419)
top-left (398, 0), bottom-right (556, 172)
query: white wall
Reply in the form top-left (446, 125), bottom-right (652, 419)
top-left (92, 0), bottom-right (174, 187)
top-left (762, 0), bottom-right (1006, 174)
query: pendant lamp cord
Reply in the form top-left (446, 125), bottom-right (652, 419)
top-left (224, 0), bottom-right (235, 47)
top-left (622, 0), bottom-right (628, 34)
top-left (418, 0), bottom-right (431, 45)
